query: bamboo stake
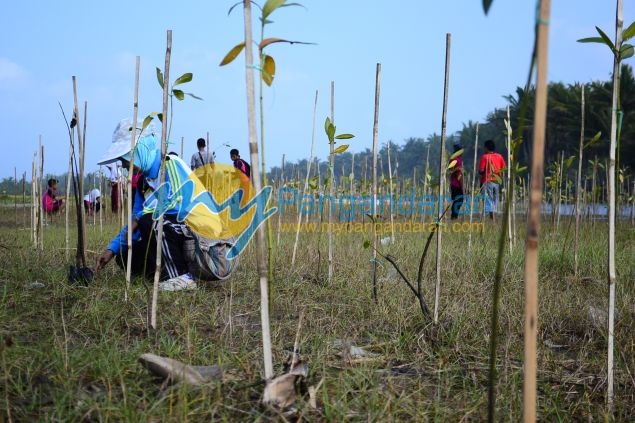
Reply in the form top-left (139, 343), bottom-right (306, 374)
top-left (522, 1), bottom-right (550, 421)
top-left (371, 63), bottom-right (381, 303)
top-left (327, 81), bottom-right (335, 283)
top-left (38, 139), bottom-right (44, 251)
top-left (243, 0), bottom-right (273, 379)
top-left (350, 153), bottom-right (355, 196)
top-left (556, 152), bottom-right (564, 231)
top-left (72, 76), bottom-right (87, 269)
top-left (574, 84), bottom-right (585, 277)
top-left (468, 123), bottom-right (479, 250)
top-left (65, 140), bottom-right (72, 260)
top-left (276, 154), bottom-right (285, 245)
top-left (606, 0), bottom-right (623, 411)
top-left (422, 144), bottom-right (430, 225)
top-left (99, 168), bottom-right (103, 233)
top-left (31, 153), bottom-right (36, 247)
top-left (291, 91), bottom-right (318, 266)
top-left (14, 167), bottom-right (17, 227)
top-left (126, 56), bottom-right (140, 302)
top-left (22, 172), bottom-right (26, 227)
top-left (386, 142), bottom-right (394, 242)
top-left (505, 105), bottom-right (514, 254)
top-left (434, 33), bottom-right (451, 324)
top-left (150, 32), bottom-right (172, 331)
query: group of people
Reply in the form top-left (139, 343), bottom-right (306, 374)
top-left (190, 137), bottom-right (251, 178)
top-left (448, 138), bottom-right (506, 220)
top-left (41, 179), bottom-right (101, 217)
top-left (47, 116), bottom-right (504, 291)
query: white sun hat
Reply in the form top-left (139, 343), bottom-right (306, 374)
top-left (97, 118), bottom-right (158, 165)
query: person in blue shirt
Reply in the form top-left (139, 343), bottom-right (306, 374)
top-left (94, 119), bottom-right (236, 291)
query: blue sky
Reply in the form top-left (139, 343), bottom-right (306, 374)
top-left (1, 1), bottom-right (633, 181)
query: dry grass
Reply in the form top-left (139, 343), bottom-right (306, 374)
top-left (0, 207), bottom-right (634, 421)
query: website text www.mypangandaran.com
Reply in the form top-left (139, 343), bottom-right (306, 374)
top-left (278, 220), bottom-right (486, 237)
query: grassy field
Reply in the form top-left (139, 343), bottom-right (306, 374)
top-left (0, 207), bottom-right (634, 422)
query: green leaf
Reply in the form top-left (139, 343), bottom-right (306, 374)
top-left (227, 1), bottom-right (242, 16)
top-left (259, 37), bottom-right (288, 50)
top-left (309, 175), bottom-right (318, 190)
top-left (156, 67), bottom-right (164, 89)
top-left (335, 133), bottom-right (354, 140)
top-left (172, 89), bottom-right (185, 100)
top-left (363, 240), bottom-right (371, 249)
top-left (595, 26), bottom-right (616, 51)
top-left (324, 117), bottom-right (335, 142)
top-left (173, 72), bottom-right (193, 86)
top-left (620, 44), bottom-right (634, 60)
top-left (583, 131), bottom-right (602, 149)
top-left (334, 144), bottom-right (349, 154)
top-left (186, 92), bottom-right (203, 100)
top-left (141, 114), bottom-right (155, 133)
top-left (262, 0), bottom-right (285, 20)
top-left (482, 0), bottom-right (493, 14)
top-left (219, 42), bottom-right (246, 66)
top-left (623, 21), bottom-right (635, 42)
top-left (327, 125), bottom-right (335, 142)
top-left (281, 2), bottom-right (303, 9)
top-left (365, 214), bottom-right (376, 224)
top-left (577, 36), bottom-right (605, 44)
top-left (262, 55), bottom-right (275, 86)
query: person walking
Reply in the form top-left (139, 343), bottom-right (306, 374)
top-left (479, 139), bottom-right (506, 220)
top-left (190, 137), bottom-right (214, 170)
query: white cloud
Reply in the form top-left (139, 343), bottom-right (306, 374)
top-left (0, 58), bottom-right (28, 83)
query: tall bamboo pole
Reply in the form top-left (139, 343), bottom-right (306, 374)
top-left (574, 84), bottom-right (585, 277)
top-left (126, 56), bottom-right (140, 302)
top-left (150, 32), bottom-right (172, 331)
top-left (506, 106), bottom-right (513, 252)
top-left (522, 1), bottom-right (550, 421)
top-left (31, 156), bottom-right (36, 246)
top-left (72, 76), bottom-right (87, 269)
top-left (14, 167), bottom-right (17, 227)
top-left (243, 0), bottom-right (273, 379)
top-left (65, 141), bottom-right (72, 260)
top-left (386, 142), bottom-right (394, 242)
top-left (371, 63), bottom-right (381, 302)
top-left (468, 123), bottom-right (479, 250)
top-left (422, 144), bottom-right (430, 225)
top-left (38, 140), bottom-right (44, 251)
top-left (327, 81), bottom-right (335, 283)
top-left (606, 0), bottom-right (623, 411)
top-left (291, 91), bottom-right (318, 266)
top-left (434, 33), bottom-right (451, 323)
top-left (276, 154), bottom-right (285, 245)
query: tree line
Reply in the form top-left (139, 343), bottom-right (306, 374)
top-left (269, 64), bottom-right (635, 196)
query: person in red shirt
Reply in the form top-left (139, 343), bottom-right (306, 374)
top-left (42, 178), bottom-right (65, 214)
top-left (479, 139), bottom-right (506, 220)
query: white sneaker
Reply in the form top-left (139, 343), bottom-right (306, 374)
top-left (159, 273), bottom-right (197, 292)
